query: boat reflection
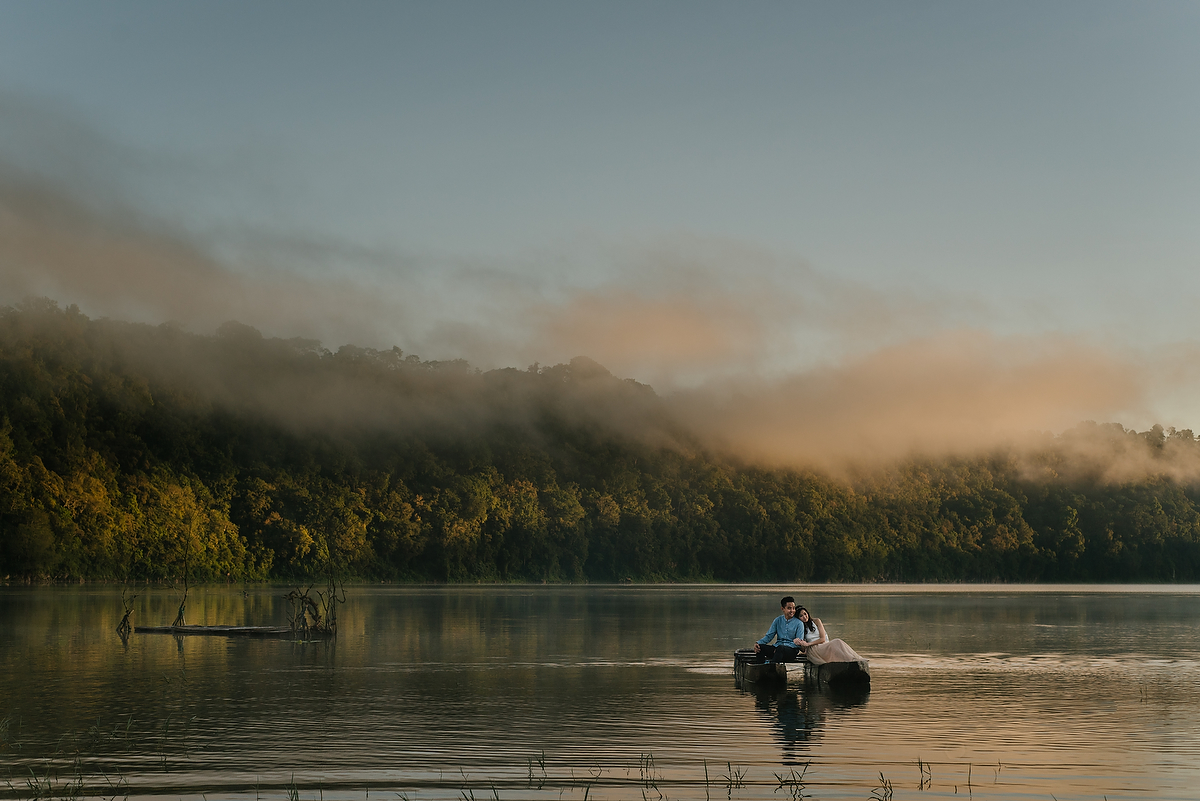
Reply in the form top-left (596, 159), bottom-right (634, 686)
top-left (741, 681), bottom-right (870, 763)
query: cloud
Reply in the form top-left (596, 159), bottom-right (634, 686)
top-left (673, 331), bottom-right (1155, 472)
top-left (0, 92), bottom-right (985, 390)
top-left (0, 134), bottom-right (960, 389)
top-left (0, 172), bottom-right (395, 344)
top-left (6, 92), bottom-right (1200, 479)
top-left (419, 235), bottom-right (981, 390)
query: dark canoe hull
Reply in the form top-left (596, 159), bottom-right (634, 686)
top-left (734, 648), bottom-right (870, 688)
top-left (134, 625), bottom-right (296, 637)
top-left (733, 648), bottom-right (788, 684)
top-left (802, 658), bottom-right (871, 688)
top-left (739, 660), bottom-right (789, 684)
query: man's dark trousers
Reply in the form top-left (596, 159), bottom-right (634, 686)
top-left (758, 644), bottom-right (800, 663)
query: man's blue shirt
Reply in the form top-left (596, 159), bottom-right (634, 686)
top-left (758, 614), bottom-right (803, 648)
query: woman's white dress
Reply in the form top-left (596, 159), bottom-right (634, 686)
top-left (802, 626), bottom-right (866, 665)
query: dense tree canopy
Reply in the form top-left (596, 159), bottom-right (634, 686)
top-left (3, 299), bottom-right (1199, 583)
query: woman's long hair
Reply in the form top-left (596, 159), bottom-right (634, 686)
top-left (797, 606), bottom-right (817, 635)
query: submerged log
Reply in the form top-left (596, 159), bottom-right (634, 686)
top-left (134, 625), bottom-right (298, 637)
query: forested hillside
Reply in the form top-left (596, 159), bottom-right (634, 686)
top-left (3, 299), bottom-right (1199, 583)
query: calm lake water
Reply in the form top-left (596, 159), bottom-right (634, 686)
top-left (2, 584), bottom-right (1199, 801)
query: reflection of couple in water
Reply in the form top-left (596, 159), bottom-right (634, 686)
top-left (753, 596), bottom-right (866, 665)
top-left (752, 681), bottom-right (871, 762)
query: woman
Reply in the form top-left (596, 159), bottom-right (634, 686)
top-left (796, 606), bottom-right (866, 665)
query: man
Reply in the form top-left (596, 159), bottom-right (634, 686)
top-left (754, 596), bottom-right (803, 662)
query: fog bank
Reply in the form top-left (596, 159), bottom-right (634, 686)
top-left (4, 105), bottom-right (1200, 475)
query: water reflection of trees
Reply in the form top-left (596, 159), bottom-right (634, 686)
top-left (743, 683), bottom-right (870, 764)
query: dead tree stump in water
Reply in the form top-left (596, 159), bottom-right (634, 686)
top-left (285, 576), bottom-right (345, 638)
top-left (171, 548), bottom-right (191, 627)
top-left (116, 587), bottom-right (139, 637)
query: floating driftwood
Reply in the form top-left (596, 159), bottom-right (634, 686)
top-left (134, 624), bottom-right (298, 637)
top-left (733, 648), bottom-right (870, 688)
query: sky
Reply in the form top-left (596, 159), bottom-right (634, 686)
top-left (2, 1), bottom-right (1200, 452)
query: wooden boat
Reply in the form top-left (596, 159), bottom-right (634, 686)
top-left (733, 648), bottom-right (870, 688)
top-left (733, 648), bottom-right (788, 684)
top-left (801, 656), bottom-right (870, 688)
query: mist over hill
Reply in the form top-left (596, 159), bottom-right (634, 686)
top-left (2, 299), bottom-right (1199, 583)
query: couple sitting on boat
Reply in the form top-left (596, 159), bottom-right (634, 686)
top-left (753, 596), bottom-right (864, 665)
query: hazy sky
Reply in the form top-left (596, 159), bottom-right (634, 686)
top-left (2, 1), bottom-right (1200, 438)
